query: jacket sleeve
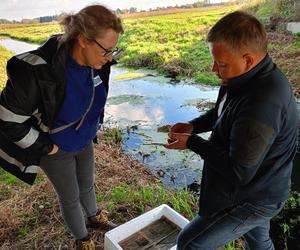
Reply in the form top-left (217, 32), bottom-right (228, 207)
top-left (189, 108), bottom-right (216, 133)
top-left (189, 85), bottom-right (226, 134)
top-left (0, 57), bottom-right (53, 157)
top-left (187, 101), bottom-right (279, 185)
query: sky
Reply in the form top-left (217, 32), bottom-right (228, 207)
top-left (0, 0), bottom-right (225, 21)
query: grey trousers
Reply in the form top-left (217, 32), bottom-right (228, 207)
top-left (40, 142), bottom-right (98, 240)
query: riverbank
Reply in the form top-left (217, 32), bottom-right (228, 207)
top-left (0, 135), bottom-right (198, 249)
top-left (0, 26), bottom-right (299, 98)
top-left (266, 30), bottom-right (300, 99)
top-left (1, 131), bottom-right (299, 250)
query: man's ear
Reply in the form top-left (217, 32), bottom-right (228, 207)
top-left (243, 53), bottom-right (254, 71)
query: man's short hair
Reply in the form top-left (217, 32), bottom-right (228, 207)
top-left (206, 11), bottom-right (267, 53)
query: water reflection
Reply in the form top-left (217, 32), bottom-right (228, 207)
top-left (0, 38), bottom-right (38, 54)
top-left (0, 38), bottom-right (219, 188)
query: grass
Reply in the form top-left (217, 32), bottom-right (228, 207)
top-left (0, 45), bottom-right (13, 89)
top-left (103, 127), bottom-right (123, 144)
top-left (117, 7), bottom-right (236, 84)
top-left (108, 183), bottom-right (197, 218)
top-left (0, 4), bottom-right (299, 89)
top-left (0, 23), bottom-right (60, 44)
top-left (113, 72), bottom-right (145, 81)
top-left (0, 168), bottom-right (24, 186)
top-left (242, 0), bottom-right (297, 21)
top-left (0, 6), bottom-right (237, 86)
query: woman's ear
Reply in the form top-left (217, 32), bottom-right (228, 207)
top-left (77, 34), bottom-right (87, 48)
top-left (243, 53), bottom-right (254, 71)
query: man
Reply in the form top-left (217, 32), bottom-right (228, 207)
top-left (165, 11), bottom-right (298, 250)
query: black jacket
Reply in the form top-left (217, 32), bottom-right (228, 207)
top-left (0, 35), bottom-right (115, 185)
top-left (187, 55), bottom-right (299, 216)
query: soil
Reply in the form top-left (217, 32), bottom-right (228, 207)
top-left (266, 30), bottom-right (300, 99)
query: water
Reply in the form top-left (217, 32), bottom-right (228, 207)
top-left (0, 38), bottom-right (219, 188)
top-left (0, 38), bottom-right (38, 54)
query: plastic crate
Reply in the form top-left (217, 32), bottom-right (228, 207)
top-left (104, 204), bottom-right (189, 250)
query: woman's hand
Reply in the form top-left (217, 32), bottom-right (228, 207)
top-left (48, 144), bottom-right (59, 155)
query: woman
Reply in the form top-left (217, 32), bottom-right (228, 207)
top-left (0, 5), bottom-right (123, 249)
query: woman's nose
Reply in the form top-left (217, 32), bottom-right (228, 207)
top-left (107, 54), bottom-right (113, 62)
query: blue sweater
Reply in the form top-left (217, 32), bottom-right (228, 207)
top-left (50, 57), bottom-right (107, 152)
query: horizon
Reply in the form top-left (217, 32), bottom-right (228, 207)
top-left (0, 0), bottom-right (227, 21)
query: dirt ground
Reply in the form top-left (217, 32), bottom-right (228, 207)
top-left (266, 30), bottom-right (300, 99)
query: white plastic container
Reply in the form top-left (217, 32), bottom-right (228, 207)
top-left (104, 204), bottom-right (189, 250)
top-left (287, 22), bottom-right (300, 34)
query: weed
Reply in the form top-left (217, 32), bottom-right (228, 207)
top-left (96, 192), bottom-right (105, 203)
top-left (103, 127), bottom-right (123, 144)
top-left (109, 183), bottom-right (197, 218)
top-left (17, 212), bottom-right (37, 239)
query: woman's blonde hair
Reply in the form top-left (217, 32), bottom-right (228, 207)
top-left (59, 4), bottom-right (123, 43)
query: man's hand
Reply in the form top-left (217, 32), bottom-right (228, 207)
top-left (48, 144), bottom-right (59, 155)
top-left (164, 132), bottom-right (190, 150)
top-left (169, 122), bottom-right (193, 134)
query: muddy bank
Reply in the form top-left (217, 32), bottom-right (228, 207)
top-left (266, 30), bottom-right (300, 99)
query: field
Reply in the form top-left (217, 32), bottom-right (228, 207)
top-left (0, 6), bottom-right (237, 86)
top-left (0, 4), bottom-right (299, 93)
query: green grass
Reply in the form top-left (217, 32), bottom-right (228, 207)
top-left (0, 45), bottom-right (13, 89)
top-left (103, 127), bottom-right (123, 144)
top-left (289, 40), bottom-right (300, 53)
top-left (0, 23), bottom-right (60, 44)
top-left (0, 6), bottom-right (236, 85)
top-left (108, 183), bottom-right (197, 218)
top-left (117, 7), bottom-right (234, 84)
top-left (0, 168), bottom-right (24, 185)
top-left (113, 72), bottom-right (145, 81)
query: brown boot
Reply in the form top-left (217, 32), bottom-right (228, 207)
top-left (86, 209), bottom-right (117, 229)
top-left (75, 235), bottom-right (95, 250)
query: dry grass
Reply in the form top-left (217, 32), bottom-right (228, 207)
top-left (120, 6), bottom-right (226, 19)
top-left (0, 142), bottom-right (160, 249)
top-left (267, 30), bottom-right (300, 98)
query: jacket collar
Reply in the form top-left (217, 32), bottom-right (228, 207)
top-left (227, 54), bottom-right (274, 96)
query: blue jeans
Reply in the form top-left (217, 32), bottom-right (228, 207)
top-left (177, 202), bottom-right (284, 250)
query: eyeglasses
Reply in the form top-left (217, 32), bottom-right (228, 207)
top-left (93, 39), bottom-right (121, 58)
